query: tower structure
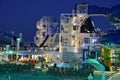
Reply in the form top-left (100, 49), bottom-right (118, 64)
top-left (60, 2), bottom-right (90, 53)
top-left (59, 3), bottom-right (98, 63)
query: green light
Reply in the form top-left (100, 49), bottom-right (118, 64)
top-left (107, 43), bottom-right (110, 46)
top-left (9, 50), bottom-right (13, 54)
top-left (17, 38), bottom-right (21, 41)
top-left (6, 50), bottom-right (13, 54)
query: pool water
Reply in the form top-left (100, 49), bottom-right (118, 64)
top-left (0, 71), bottom-right (110, 80)
top-left (0, 72), bottom-right (85, 80)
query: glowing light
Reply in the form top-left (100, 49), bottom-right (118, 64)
top-left (41, 47), bottom-right (43, 50)
top-left (6, 50), bottom-right (13, 54)
top-left (9, 50), bottom-right (13, 54)
top-left (57, 55), bottom-right (60, 57)
top-left (28, 50), bottom-right (31, 52)
top-left (54, 48), bottom-right (56, 51)
top-left (17, 38), bottom-right (21, 41)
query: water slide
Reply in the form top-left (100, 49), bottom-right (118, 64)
top-left (39, 35), bottom-right (49, 47)
top-left (4, 31), bottom-right (19, 41)
top-left (38, 26), bottom-right (59, 47)
top-left (0, 33), bottom-right (16, 45)
top-left (38, 14), bottom-right (89, 47)
top-left (2, 31), bottom-right (25, 45)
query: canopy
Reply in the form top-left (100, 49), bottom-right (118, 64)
top-left (90, 16), bottom-right (116, 32)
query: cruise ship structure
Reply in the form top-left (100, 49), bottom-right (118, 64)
top-left (0, 3), bottom-right (119, 71)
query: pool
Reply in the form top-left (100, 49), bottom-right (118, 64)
top-left (0, 71), bottom-right (110, 80)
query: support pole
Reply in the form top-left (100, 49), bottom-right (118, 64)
top-left (17, 33), bottom-right (22, 51)
top-left (17, 38), bottom-right (21, 51)
top-left (11, 31), bottom-right (14, 46)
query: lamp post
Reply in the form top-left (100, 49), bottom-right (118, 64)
top-left (17, 38), bottom-right (21, 51)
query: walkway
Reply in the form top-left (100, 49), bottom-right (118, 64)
top-left (108, 70), bottom-right (120, 80)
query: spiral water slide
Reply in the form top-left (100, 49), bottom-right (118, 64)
top-left (36, 16), bottom-right (58, 47)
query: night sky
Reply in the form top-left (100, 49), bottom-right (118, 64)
top-left (0, 0), bottom-right (120, 42)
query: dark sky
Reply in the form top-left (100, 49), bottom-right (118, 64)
top-left (0, 0), bottom-right (120, 42)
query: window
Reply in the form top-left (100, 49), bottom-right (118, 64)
top-left (72, 36), bottom-right (75, 40)
top-left (91, 38), bottom-right (98, 44)
top-left (64, 39), bottom-right (68, 46)
top-left (84, 38), bottom-right (90, 44)
top-left (73, 25), bottom-right (78, 30)
top-left (64, 26), bottom-right (69, 33)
